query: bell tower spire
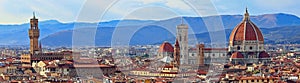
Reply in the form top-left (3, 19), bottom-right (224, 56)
top-left (33, 12), bottom-right (36, 19)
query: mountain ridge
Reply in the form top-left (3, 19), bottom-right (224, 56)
top-left (0, 13), bottom-right (299, 46)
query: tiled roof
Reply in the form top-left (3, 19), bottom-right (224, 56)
top-left (229, 9), bottom-right (264, 44)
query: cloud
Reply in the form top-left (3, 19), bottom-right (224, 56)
top-left (139, 0), bottom-right (166, 4)
top-left (251, 0), bottom-right (299, 9)
top-left (0, 0), bottom-right (84, 24)
top-left (137, 0), bottom-right (191, 10)
top-left (2, 0), bottom-right (299, 24)
top-left (0, 0), bottom-right (220, 23)
top-left (124, 6), bottom-right (179, 20)
top-left (165, 0), bottom-right (191, 10)
top-left (97, 0), bottom-right (218, 21)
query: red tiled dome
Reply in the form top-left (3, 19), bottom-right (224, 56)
top-left (158, 41), bottom-right (174, 53)
top-left (229, 9), bottom-right (264, 45)
top-left (231, 52), bottom-right (244, 58)
top-left (259, 51), bottom-right (270, 58)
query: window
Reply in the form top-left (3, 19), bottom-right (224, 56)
top-left (237, 46), bottom-right (241, 50)
top-left (249, 47), bottom-right (253, 50)
top-left (179, 36), bottom-right (182, 41)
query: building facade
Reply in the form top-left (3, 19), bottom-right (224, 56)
top-left (21, 13), bottom-right (76, 63)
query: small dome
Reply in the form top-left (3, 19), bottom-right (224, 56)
top-left (231, 52), bottom-right (244, 58)
top-left (259, 51), bottom-right (270, 58)
top-left (158, 41), bottom-right (174, 53)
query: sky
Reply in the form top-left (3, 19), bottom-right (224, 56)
top-left (0, 0), bottom-right (299, 24)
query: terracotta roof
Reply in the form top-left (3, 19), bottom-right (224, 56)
top-left (6, 58), bottom-right (14, 62)
top-left (43, 60), bottom-right (51, 65)
top-left (64, 61), bottom-right (73, 64)
top-left (162, 65), bottom-right (174, 68)
top-left (73, 64), bottom-right (114, 68)
top-left (230, 52), bottom-right (244, 58)
top-left (239, 76), bottom-right (279, 80)
top-left (197, 70), bottom-right (207, 75)
top-left (46, 64), bottom-right (57, 68)
top-left (229, 9), bottom-right (264, 45)
top-left (158, 41), bottom-right (174, 53)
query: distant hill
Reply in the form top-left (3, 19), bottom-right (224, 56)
top-left (41, 25), bottom-right (300, 47)
top-left (0, 13), bottom-right (300, 46)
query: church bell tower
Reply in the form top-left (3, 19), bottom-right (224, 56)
top-left (176, 17), bottom-right (188, 64)
top-left (29, 12), bottom-right (40, 54)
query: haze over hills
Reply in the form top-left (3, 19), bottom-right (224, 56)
top-left (1, 13), bottom-right (300, 47)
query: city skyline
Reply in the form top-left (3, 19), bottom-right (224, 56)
top-left (0, 0), bottom-right (299, 24)
top-left (0, 1), bottom-right (300, 82)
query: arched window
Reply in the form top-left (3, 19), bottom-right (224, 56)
top-left (237, 46), bottom-right (241, 50)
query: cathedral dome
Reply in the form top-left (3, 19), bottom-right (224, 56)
top-left (229, 8), bottom-right (264, 44)
top-left (231, 52), bottom-right (244, 58)
top-left (259, 51), bottom-right (270, 58)
top-left (158, 41), bottom-right (174, 53)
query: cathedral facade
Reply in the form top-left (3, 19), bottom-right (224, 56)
top-left (228, 8), bottom-right (270, 64)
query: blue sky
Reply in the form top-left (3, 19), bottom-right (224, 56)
top-left (0, 0), bottom-right (299, 24)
